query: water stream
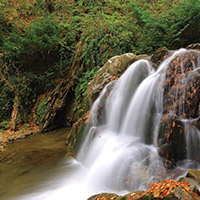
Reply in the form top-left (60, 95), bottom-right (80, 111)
top-left (4, 49), bottom-right (200, 200)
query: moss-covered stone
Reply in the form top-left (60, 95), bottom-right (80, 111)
top-left (151, 47), bottom-right (169, 69)
top-left (87, 193), bottom-right (119, 200)
top-left (186, 169), bottom-right (200, 185)
top-left (65, 111), bottom-right (89, 156)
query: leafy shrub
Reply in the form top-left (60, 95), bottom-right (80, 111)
top-left (74, 68), bottom-right (99, 119)
top-left (2, 17), bottom-right (61, 66)
top-left (36, 97), bottom-right (48, 124)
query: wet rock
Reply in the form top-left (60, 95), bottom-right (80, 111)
top-left (139, 180), bottom-right (199, 200)
top-left (186, 43), bottom-right (200, 50)
top-left (184, 69), bottom-right (200, 118)
top-left (163, 50), bottom-right (200, 117)
top-left (65, 111), bottom-right (89, 155)
top-left (88, 180), bottom-right (199, 200)
top-left (158, 114), bottom-right (186, 166)
top-left (186, 169), bottom-right (200, 185)
top-left (151, 46), bottom-right (169, 68)
top-left (91, 81), bottom-right (115, 127)
top-left (87, 53), bottom-right (148, 105)
top-left (88, 193), bottom-right (119, 200)
top-left (179, 177), bottom-right (200, 195)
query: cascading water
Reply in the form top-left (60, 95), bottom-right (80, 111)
top-left (16, 49), bottom-right (200, 200)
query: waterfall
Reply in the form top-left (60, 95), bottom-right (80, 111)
top-left (17, 49), bottom-right (200, 200)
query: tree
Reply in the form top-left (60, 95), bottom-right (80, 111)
top-left (0, 60), bottom-right (29, 130)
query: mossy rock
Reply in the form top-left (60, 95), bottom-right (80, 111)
top-left (179, 177), bottom-right (200, 195)
top-left (65, 115), bottom-right (87, 156)
top-left (87, 193), bottom-right (119, 200)
top-left (151, 47), bottom-right (169, 68)
top-left (186, 169), bottom-right (200, 185)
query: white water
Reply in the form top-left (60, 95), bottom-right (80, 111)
top-left (16, 50), bottom-right (200, 200)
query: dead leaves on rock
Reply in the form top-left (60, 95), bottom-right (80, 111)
top-left (91, 180), bottom-right (199, 200)
top-left (142, 179), bottom-right (198, 199)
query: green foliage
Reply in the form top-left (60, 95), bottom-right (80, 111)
top-left (133, 0), bottom-right (200, 53)
top-left (0, 82), bottom-right (14, 120)
top-left (166, 0), bottom-right (200, 48)
top-left (2, 17), bottom-right (61, 66)
top-left (0, 120), bottom-right (10, 129)
top-left (118, 197), bottom-right (128, 200)
top-left (36, 97), bottom-right (48, 124)
top-left (74, 68), bottom-right (99, 119)
top-left (75, 68), bottom-right (98, 101)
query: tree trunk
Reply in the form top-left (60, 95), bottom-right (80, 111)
top-left (10, 92), bottom-right (25, 131)
top-left (10, 95), bottom-right (19, 131)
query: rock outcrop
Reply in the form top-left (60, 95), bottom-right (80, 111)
top-left (87, 53), bottom-right (148, 105)
top-left (40, 42), bottom-right (83, 132)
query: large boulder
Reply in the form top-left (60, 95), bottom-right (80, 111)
top-left (87, 53), bottom-right (148, 105)
top-left (158, 114), bottom-right (186, 167)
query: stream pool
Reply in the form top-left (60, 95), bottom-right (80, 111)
top-left (0, 128), bottom-right (73, 200)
